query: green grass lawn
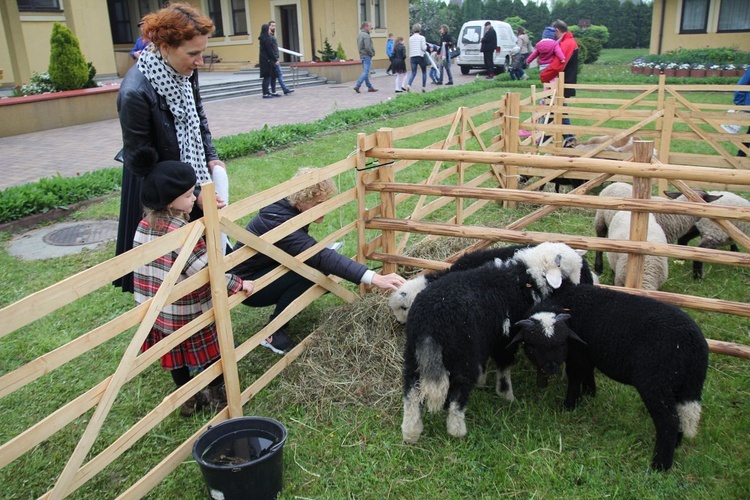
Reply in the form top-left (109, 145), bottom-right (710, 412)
top-left (1, 50), bottom-right (749, 499)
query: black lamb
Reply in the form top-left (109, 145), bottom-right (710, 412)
top-left (401, 243), bottom-right (586, 443)
top-left (511, 284), bottom-right (709, 471)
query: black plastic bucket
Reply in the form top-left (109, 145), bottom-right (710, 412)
top-left (193, 417), bottom-right (287, 500)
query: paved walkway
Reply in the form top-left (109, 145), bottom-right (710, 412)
top-left (0, 69), bottom-right (479, 190)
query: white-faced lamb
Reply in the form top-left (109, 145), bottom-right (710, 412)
top-left (664, 190), bottom-right (750, 279)
top-left (511, 284), bottom-right (708, 471)
top-left (389, 244), bottom-right (597, 324)
top-left (401, 242), bottom-right (585, 444)
top-left (606, 211), bottom-right (669, 290)
top-left (593, 182), bottom-right (722, 274)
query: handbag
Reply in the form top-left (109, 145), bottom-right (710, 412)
top-left (449, 47), bottom-right (460, 59)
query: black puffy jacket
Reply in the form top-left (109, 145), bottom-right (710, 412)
top-left (231, 199), bottom-right (369, 283)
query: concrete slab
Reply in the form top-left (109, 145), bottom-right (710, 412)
top-left (7, 220), bottom-right (118, 260)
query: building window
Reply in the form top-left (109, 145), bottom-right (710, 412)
top-left (108, 0), bottom-right (133, 44)
top-left (359, 0), bottom-right (384, 29)
top-left (231, 0), bottom-right (247, 35)
top-left (680, 0), bottom-right (709, 34)
top-left (16, 0), bottom-right (60, 11)
top-left (207, 0), bottom-right (224, 37)
top-left (718, 0), bottom-right (750, 32)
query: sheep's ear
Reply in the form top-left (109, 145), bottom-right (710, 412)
top-left (554, 313), bottom-right (571, 324)
top-left (545, 268), bottom-right (563, 289)
top-left (514, 319), bottom-right (535, 330)
top-left (506, 332), bottom-right (525, 348)
top-left (704, 193), bottom-right (723, 203)
top-left (567, 329), bottom-right (586, 345)
top-left (663, 191), bottom-right (680, 199)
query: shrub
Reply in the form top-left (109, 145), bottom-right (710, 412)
top-left (10, 72), bottom-right (58, 97)
top-left (336, 42), bottom-right (347, 61)
top-left (83, 62), bottom-right (99, 89)
top-left (577, 37), bottom-right (602, 64)
top-left (48, 22), bottom-right (89, 91)
top-left (0, 169), bottom-right (121, 224)
top-left (570, 25), bottom-right (610, 46)
top-left (317, 38), bottom-right (338, 62)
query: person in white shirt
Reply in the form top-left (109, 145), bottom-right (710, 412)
top-left (407, 23), bottom-right (428, 93)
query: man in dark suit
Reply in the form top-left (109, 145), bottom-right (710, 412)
top-left (480, 22), bottom-right (497, 79)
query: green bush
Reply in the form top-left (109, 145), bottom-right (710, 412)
top-left (317, 38), bottom-right (338, 62)
top-left (0, 169), bottom-right (121, 224)
top-left (570, 25), bottom-right (610, 46)
top-left (641, 47), bottom-right (750, 67)
top-left (48, 22), bottom-right (89, 91)
top-left (83, 62), bottom-right (99, 89)
top-left (577, 37), bottom-right (603, 65)
top-left (10, 72), bottom-right (57, 97)
top-left (336, 42), bottom-right (347, 61)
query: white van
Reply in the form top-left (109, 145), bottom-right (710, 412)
top-left (456, 20), bottom-right (517, 75)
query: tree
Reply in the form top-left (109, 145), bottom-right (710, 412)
top-left (317, 38), bottom-right (337, 62)
top-left (462, 0), bottom-right (483, 22)
top-left (484, 0), bottom-right (501, 21)
top-left (48, 22), bottom-right (89, 91)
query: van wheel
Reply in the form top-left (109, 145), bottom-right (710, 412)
top-left (460, 66), bottom-right (470, 75)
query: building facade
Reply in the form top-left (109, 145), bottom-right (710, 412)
top-left (650, 0), bottom-right (750, 54)
top-left (0, 0), bottom-right (409, 87)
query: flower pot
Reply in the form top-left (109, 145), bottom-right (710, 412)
top-left (675, 69), bottom-right (690, 78)
top-left (706, 69), bottom-right (722, 77)
top-left (631, 65), bottom-right (639, 74)
top-left (722, 70), bottom-right (739, 78)
top-left (642, 67), bottom-right (653, 75)
top-left (690, 69), bottom-right (706, 78)
top-left (663, 69), bottom-right (676, 77)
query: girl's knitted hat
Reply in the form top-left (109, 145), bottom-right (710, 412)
top-left (131, 147), bottom-right (196, 210)
top-left (542, 26), bottom-right (556, 39)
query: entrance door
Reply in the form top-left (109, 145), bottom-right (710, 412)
top-left (278, 5), bottom-right (299, 63)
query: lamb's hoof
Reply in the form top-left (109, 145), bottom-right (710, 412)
top-left (446, 402), bottom-right (467, 437)
top-left (402, 428), bottom-right (422, 444)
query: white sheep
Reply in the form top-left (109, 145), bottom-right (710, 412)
top-left (606, 211), bottom-right (669, 290)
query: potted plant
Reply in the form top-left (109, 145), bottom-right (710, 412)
top-left (663, 62), bottom-right (677, 77)
top-left (675, 63), bottom-right (691, 78)
top-left (722, 64), bottom-right (738, 78)
top-left (707, 64), bottom-right (722, 77)
top-left (690, 63), bottom-right (706, 78)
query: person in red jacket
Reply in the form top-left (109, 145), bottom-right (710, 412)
top-left (540, 19), bottom-right (579, 145)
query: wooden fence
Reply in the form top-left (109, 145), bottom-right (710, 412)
top-left (1, 82), bottom-right (749, 497)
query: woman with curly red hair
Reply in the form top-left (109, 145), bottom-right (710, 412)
top-left (115, 3), bottom-right (230, 293)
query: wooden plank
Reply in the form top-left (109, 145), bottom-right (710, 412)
top-left (377, 129), bottom-right (397, 275)
top-left (366, 218), bottom-right (750, 269)
top-left (367, 148), bottom-right (750, 184)
top-left (202, 185), bottom-right (243, 418)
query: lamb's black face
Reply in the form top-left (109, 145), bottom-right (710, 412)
top-left (513, 312), bottom-right (572, 376)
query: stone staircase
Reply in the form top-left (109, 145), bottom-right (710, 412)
top-left (200, 67), bottom-right (328, 101)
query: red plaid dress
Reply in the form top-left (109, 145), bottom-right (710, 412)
top-left (133, 216), bottom-right (243, 371)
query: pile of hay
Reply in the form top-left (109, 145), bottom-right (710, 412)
top-left (398, 235), bottom-right (479, 278)
top-left (278, 235), bottom-right (507, 416)
top-left (279, 293), bottom-right (405, 415)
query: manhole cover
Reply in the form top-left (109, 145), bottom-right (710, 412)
top-left (43, 221), bottom-right (119, 246)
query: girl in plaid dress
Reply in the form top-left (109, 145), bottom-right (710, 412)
top-left (132, 148), bottom-right (253, 416)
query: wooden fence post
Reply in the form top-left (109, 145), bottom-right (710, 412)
top-left (624, 141), bottom-right (654, 289)
top-left (376, 129), bottom-right (397, 275)
top-left (202, 183), bottom-right (243, 419)
top-left (554, 74), bottom-right (565, 147)
top-left (504, 92), bottom-right (520, 208)
top-left (657, 97), bottom-right (676, 195)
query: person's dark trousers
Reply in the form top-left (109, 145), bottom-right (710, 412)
top-left (483, 51), bottom-right (494, 76)
top-left (738, 126), bottom-right (750, 156)
top-left (262, 75), bottom-right (272, 95)
top-left (241, 269), bottom-right (314, 326)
